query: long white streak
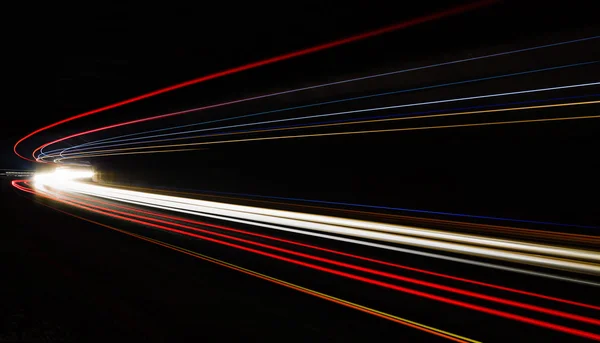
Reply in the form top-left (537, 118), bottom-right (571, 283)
top-left (64, 181), bottom-right (600, 263)
top-left (55, 182), bottom-right (600, 275)
top-left (56, 188), bottom-right (600, 288)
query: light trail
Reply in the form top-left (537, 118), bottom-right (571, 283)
top-left (17, 0), bottom-right (498, 163)
top-left (16, 180), bottom-right (600, 288)
top-left (43, 82), bottom-right (600, 161)
top-left (58, 189), bottom-right (600, 312)
top-left (43, 93), bottom-right (592, 157)
top-left (47, 60), bottom-right (598, 156)
top-left (52, 94), bottom-right (599, 157)
top-left (114, 183), bottom-right (600, 231)
top-left (54, 114), bottom-right (600, 162)
top-left (42, 81), bottom-right (600, 160)
top-left (35, 179), bottom-right (600, 274)
top-left (15, 183), bottom-right (476, 343)
top-left (49, 148), bottom-right (203, 162)
top-left (52, 193), bottom-right (600, 326)
top-left (12, 5), bottom-right (598, 339)
top-left (49, 98), bottom-right (600, 159)
top-left (17, 181), bottom-right (600, 341)
top-left (45, 36), bottom-right (600, 157)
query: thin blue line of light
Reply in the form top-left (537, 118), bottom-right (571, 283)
top-left (196, 94), bottom-right (600, 137)
top-left (66, 94), bottom-right (596, 146)
top-left (53, 60), bottom-right (598, 155)
top-left (53, 81), bottom-right (600, 157)
top-left (44, 36), bottom-right (599, 156)
top-left (45, 61), bottom-right (600, 158)
top-left (138, 185), bottom-right (600, 230)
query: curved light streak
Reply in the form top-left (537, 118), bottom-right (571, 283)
top-left (49, 98), bottom-right (600, 160)
top-left (60, 189), bottom-right (600, 311)
top-left (20, 186), bottom-right (476, 343)
top-left (14, 179), bottom-right (600, 288)
top-left (45, 181), bottom-right (600, 274)
top-left (17, 0), bottom-right (498, 163)
top-left (103, 183), bottom-right (600, 232)
top-left (53, 193), bottom-right (600, 326)
top-left (54, 114), bottom-right (600, 162)
top-left (24, 184), bottom-right (600, 340)
top-left (49, 60), bottom-right (598, 157)
top-left (46, 37), bottom-right (600, 157)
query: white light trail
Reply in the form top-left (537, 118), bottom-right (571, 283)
top-left (33, 167), bottom-right (94, 190)
top-left (40, 180), bottom-right (600, 275)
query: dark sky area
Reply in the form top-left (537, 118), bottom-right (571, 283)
top-left (3, 4), bottom-right (599, 342)
top-left (3, 1), bottom-right (599, 226)
top-left (5, 2), bottom-right (597, 133)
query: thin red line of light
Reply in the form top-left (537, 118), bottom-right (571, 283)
top-left (13, 182), bottom-right (600, 340)
top-left (51, 198), bottom-right (600, 340)
top-left (22, 191), bottom-right (470, 342)
top-left (61, 192), bottom-right (600, 327)
top-left (64, 188), bottom-right (600, 312)
top-left (14, 0), bottom-right (497, 162)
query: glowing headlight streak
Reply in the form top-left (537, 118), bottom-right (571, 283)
top-left (48, 98), bottom-right (600, 159)
top-left (16, 0), bottom-right (499, 163)
top-left (21, 186), bottom-right (600, 341)
top-left (46, 60), bottom-right (598, 156)
top-left (58, 189), bottom-right (600, 312)
top-left (14, 183), bottom-right (477, 343)
top-left (106, 183), bottom-right (600, 231)
top-left (44, 94), bottom-right (590, 158)
top-left (41, 82), bottom-right (600, 160)
top-left (143, 186), bottom-right (600, 245)
top-left (53, 114), bottom-right (600, 163)
top-left (56, 190), bottom-right (600, 319)
top-left (41, 36), bottom-right (600, 158)
top-left (33, 167), bottom-right (94, 190)
top-left (17, 179), bottom-right (600, 287)
top-left (64, 182), bottom-right (600, 262)
top-left (49, 181), bottom-right (600, 274)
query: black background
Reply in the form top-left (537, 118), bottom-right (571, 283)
top-left (2, 1), bottom-right (599, 224)
top-left (1, 2), bottom-right (600, 342)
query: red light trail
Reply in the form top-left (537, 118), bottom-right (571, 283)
top-left (14, 0), bottom-right (497, 163)
top-left (14, 180), bottom-right (600, 341)
top-left (61, 188), bottom-right (600, 313)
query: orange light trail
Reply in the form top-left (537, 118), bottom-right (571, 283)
top-left (17, 0), bottom-right (498, 163)
top-left (55, 113), bottom-right (600, 161)
top-left (12, 180), bottom-right (477, 343)
top-left (47, 98), bottom-right (600, 160)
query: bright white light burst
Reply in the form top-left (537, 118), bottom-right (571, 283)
top-left (33, 167), bottom-right (94, 190)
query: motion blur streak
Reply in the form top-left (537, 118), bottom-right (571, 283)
top-left (118, 184), bottom-right (599, 230)
top-left (53, 192), bottom-right (600, 323)
top-left (108, 184), bottom-right (600, 247)
top-left (32, 179), bottom-right (600, 274)
top-left (14, 181), bottom-right (600, 341)
top-left (24, 177), bottom-right (599, 290)
top-left (43, 36), bottom-right (600, 157)
top-left (64, 192), bottom-right (600, 311)
top-left (59, 191), bottom-right (600, 311)
top-left (61, 183), bottom-right (600, 263)
top-left (17, 187), bottom-right (475, 343)
top-left (48, 61), bottom-right (598, 154)
top-left (55, 114), bottom-right (600, 162)
top-left (16, 0), bottom-right (498, 162)
top-left (39, 81), bottom-right (600, 160)
top-left (49, 98), bottom-right (600, 159)
top-left (43, 183), bottom-right (600, 287)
